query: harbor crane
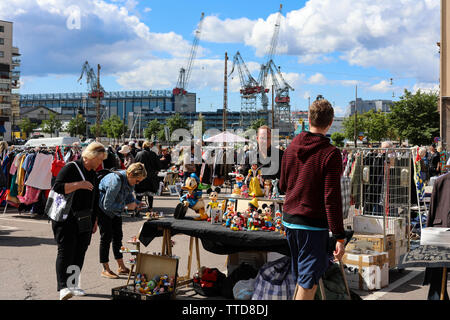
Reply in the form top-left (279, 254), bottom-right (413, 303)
top-left (173, 12), bottom-right (205, 96)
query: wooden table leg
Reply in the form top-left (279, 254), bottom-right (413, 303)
top-left (319, 279), bottom-right (326, 300)
top-left (195, 237), bottom-right (201, 271)
top-left (126, 264), bottom-right (135, 286)
top-left (441, 267), bottom-right (447, 300)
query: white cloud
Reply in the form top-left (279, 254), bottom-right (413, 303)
top-left (144, 7), bottom-right (152, 13)
top-left (412, 82), bottom-right (440, 94)
top-left (0, 0), bottom-right (194, 79)
top-left (200, 0), bottom-right (440, 83)
top-left (368, 80), bottom-right (393, 93)
top-left (308, 73), bottom-right (327, 85)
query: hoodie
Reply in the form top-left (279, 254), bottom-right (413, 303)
top-left (279, 131), bottom-right (345, 239)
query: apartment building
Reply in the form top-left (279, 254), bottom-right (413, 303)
top-left (0, 20), bottom-right (20, 142)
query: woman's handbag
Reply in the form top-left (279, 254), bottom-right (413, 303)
top-left (45, 188), bottom-right (75, 222)
top-left (71, 161), bottom-right (94, 233)
top-left (51, 146), bottom-right (65, 177)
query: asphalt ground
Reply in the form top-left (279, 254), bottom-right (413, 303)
top-left (0, 195), bottom-right (446, 301)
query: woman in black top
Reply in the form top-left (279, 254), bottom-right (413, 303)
top-left (52, 142), bottom-right (107, 300)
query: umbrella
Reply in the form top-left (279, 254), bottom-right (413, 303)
top-left (204, 131), bottom-right (248, 143)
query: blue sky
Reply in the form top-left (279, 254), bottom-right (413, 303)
top-left (0, 0), bottom-right (441, 116)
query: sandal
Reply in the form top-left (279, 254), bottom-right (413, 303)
top-left (118, 268), bottom-right (131, 275)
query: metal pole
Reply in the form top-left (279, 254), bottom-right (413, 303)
top-left (122, 100), bottom-right (125, 143)
top-left (354, 85), bottom-right (358, 147)
top-left (96, 64), bottom-right (101, 139)
top-left (223, 52), bottom-right (228, 132)
top-left (272, 84), bottom-right (275, 129)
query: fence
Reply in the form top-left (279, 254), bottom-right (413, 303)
top-left (343, 147), bottom-right (414, 263)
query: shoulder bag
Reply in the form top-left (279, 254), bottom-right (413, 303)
top-left (71, 162), bottom-right (95, 233)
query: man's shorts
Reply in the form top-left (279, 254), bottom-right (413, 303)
top-left (285, 227), bottom-right (331, 289)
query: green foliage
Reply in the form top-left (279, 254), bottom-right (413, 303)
top-left (66, 114), bottom-right (87, 137)
top-left (364, 110), bottom-right (391, 143)
top-left (19, 118), bottom-right (37, 138)
top-left (166, 113), bottom-right (189, 133)
top-left (388, 89), bottom-right (439, 145)
top-left (144, 119), bottom-right (162, 140)
top-left (330, 132), bottom-right (345, 147)
top-left (41, 113), bottom-right (62, 137)
top-left (250, 118), bottom-right (266, 131)
top-left (101, 115), bottom-right (127, 140)
top-left (342, 113), bottom-right (367, 142)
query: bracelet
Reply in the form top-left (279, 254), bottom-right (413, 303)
top-left (337, 239), bottom-right (345, 243)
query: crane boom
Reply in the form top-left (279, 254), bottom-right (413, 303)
top-left (78, 60), bottom-right (105, 98)
top-left (173, 12), bottom-right (205, 96)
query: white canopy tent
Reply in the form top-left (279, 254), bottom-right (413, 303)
top-left (204, 131), bottom-right (248, 143)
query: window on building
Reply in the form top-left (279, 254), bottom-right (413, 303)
top-left (0, 51), bottom-right (4, 58)
top-left (0, 38), bottom-right (3, 45)
top-left (0, 26), bottom-right (4, 32)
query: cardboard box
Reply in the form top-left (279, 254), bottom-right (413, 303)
top-left (353, 215), bottom-right (406, 240)
top-left (346, 234), bottom-right (396, 268)
top-left (343, 250), bottom-right (389, 291)
top-left (227, 251), bottom-right (267, 275)
top-left (112, 253), bottom-right (179, 300)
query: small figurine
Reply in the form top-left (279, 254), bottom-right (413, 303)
top-left (223, 199), bottom-right (236, 227)
top-left (261, 204), bottom-right (275, 231)
top-left (248, 196), bottom-right (259, 213)
top-left (177, 173), bottom-right (207, 220)
top-left (206, 187), bottom-right (221, 223)
top-left (271, 178), bottom-right (280, 199)
top-left (235, 173), bottom-right (245, 188)
top-left (231, 184), bottom-right (241, 197)
top-left (240, 210), bottom-right (250, 229)
top-left (264, 179), bottom-right (272, 198)
top-left (241, 184), bottom-right (249, 198)
top-left (230, 215), bottom-right (242, 231)
top-left (274, 210), bottom-right (283, 233)
top-left (245, 163), bottom-right (264, 197)
top-left (248, 210), bottom-right (263, 231)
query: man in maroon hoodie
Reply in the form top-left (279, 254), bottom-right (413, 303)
top-left (280, 98), bottom-right (345, 300)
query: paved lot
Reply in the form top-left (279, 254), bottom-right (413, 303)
top-left (0, 195), bottom-right (446, 300)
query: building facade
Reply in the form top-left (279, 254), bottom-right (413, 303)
top-left (347, 98), bottom-right (393, 116)
top-left (20, 90), bottom-right (273, 137)
top-left (0, 20), bottom-right (20, 141)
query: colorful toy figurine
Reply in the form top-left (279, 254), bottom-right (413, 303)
top-left (240, 210), bottom-right (250, 229)
top-left (231, 184), bottom-right (242, 197)
top-left (245, 163), bottom-right (264, 197)
top-left (235, 173), bottom-right (245, 188)
top-left (206, 187), bottom-right (221, 223)
top-left (223, 199), bottom-right (236, 227)
top-left (248, 196), bottom-right (259, 213)
top-left (274, 210), bottom-right (283, 233)
top-left (241, 184), bottom-right (249, 198)
top-left (177, 173), bottom-right (207, 220)
top-left (264, 179), bottom-right (272, 198)
top-left (271, 178), bottom-right (280, 199)
top-left (248, 210), bottom-right (263, 231)
top-left (261, 204), bottom-right (275, 231)
top-left (230, 215), bottom-right (243, 231)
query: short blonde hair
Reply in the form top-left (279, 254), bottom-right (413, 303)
top-left (126, 162), bottom-right (147, 178)
top-left (143, 141), bottom-right (152, 149)
top-left (82, 142), bottom-right (107, 160)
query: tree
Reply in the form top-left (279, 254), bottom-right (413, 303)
top-left (166, 113), bottom-right (189, 133)
top-left (342, 113), bottom-right (367, 142)
top-left (101, 115), bottom-right (127, 143)
top-left (364, 110), bottom-right (390, 143)
top-left (330, 132), bottom-right (345, 147)
top-left (41, 113), bottom-right (62, 137)
top-left (388, 89), bottom-right (439, 145)
top-left (66, 114), bottom-right (87, 137)
top-left (250, 118), bottom-right (266, 131)
top-left (19, 118), bottom-right (37, 138)
top-left (144, 119), bottom-right (162, 140)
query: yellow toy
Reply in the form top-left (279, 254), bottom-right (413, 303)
top-left (177, 173), bottom-right (207, 220)
top-left (245, 164), bottom-right (264, 197)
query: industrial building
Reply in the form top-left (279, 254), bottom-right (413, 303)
top-left (347, 98), bottom-right (393, 116)
top-left (20, 90), bottom-right (273, 137)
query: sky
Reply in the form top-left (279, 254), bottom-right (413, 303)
top-left (0, 0), bottom-right (441, 116)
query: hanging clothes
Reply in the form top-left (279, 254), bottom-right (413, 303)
top-left (25, 152), bottom-right (53, 190)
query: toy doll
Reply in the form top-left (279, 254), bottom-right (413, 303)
top-left (245, 163), bottom-right (264, 197)
top-left (230, 215), bottom-right (243, 231)
top-left (274, 210), bottom-right (283, 233)
top-left (271, 178), bottom-right (280, 199)
top-left (241, 184), bottom-right (249, 198)
top-left (177, 173), bottom-right (207, 220)
top-left (264, 179), bottom-right (272, 198)
top-left (261, 204), bottom-right (275, 231)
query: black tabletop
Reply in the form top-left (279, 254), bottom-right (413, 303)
top-left (138, 217), bottom-right (290, 256)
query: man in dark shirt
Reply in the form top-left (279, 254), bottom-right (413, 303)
top-left (428, 145), bottom-right (440, 178)
top-left (280, 99), bottom-right (345, 300)
top-left (158, 147), bottom-right (172, 170)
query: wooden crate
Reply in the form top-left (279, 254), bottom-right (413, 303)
top-left (112, 253), bottom-right (179, 300)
